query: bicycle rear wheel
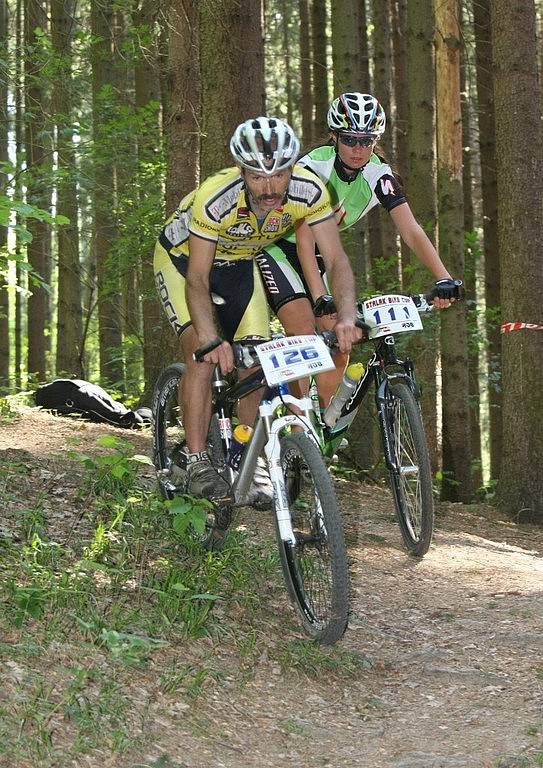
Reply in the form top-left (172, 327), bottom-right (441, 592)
top-left (382, 380), bottom-right (434, 557)
top-left (275, 432), bottom-right (349, 645)
top-left (152, 364), bottom-right (231, 549)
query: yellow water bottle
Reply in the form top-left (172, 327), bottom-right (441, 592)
top-left (227, 424), bottom-right (253, 470)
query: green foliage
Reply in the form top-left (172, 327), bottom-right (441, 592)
top-left (67, 435), bottom-right (150, 496)
top-left (0, 395), bottom-right (15, 420)
top-left (168, 494), bottom-right (214, 538)
top-left (97, 628), bottom-right (168, 666)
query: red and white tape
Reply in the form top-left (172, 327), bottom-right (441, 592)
top-left (501, 321), bottom-right (543, 333)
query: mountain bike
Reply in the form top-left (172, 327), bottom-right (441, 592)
top-left (151, 335), bottom-right (350, 644)
top-left (312, 283), bottom-right (462, 558)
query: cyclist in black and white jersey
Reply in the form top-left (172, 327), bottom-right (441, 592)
top-left (256, 92), bottom-right (460, 405)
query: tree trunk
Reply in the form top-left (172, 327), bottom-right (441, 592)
top-left (281, 0), bottom-right (294, 126)
top-left (25, 0), bottom-right (50, 381)
top-left (311, 0), bottom-right (329, 133)
top-left (299, 0), bottom-right (313, 146)
top-left (115, 6), bottom-right (140, 390)
top-left (371, 0), bottom-right (399, 286)
top-left (199, 0), bottom-right (264, 177)
top-left (474, 0), bottom-right (501, 481)
top-left (331, 0), bottom-right (361, 95)
top-left (134, 0), bottom-right (174, 401)
top-left (51, 0), bottom-right (82, 377)
top-left (392, 0), bottom-right (408, 181)
top-left (460, 0), bottom-right (482, 492)
top-left (405, 0), bottom-right (439, 471)
top-left (491, 0), bottom-right (543, 522)
top-left (14, 0), bottom-right (23, 389)
top-left (435, 0), bottom-right (472, 502)
top-left (91, 0), bottom-right (124, 385)
top-left (0, 0), bottom-right (9, 389)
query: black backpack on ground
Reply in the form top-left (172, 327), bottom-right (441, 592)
top-left (34, 379), bottom-right (151, 428)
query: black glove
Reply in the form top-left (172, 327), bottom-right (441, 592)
top-left (313, 294), bottom-right (337, 317)
top-left (431, 279), bottom-right (463, 301)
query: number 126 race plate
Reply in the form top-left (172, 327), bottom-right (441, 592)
top-left (256, 335), bottom-right (335, 386)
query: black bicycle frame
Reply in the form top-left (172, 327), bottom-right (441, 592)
top-left (321, 334), bottom-right (420, 471)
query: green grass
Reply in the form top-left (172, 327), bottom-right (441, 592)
top-left (0, 430), bottom-right (375, 765)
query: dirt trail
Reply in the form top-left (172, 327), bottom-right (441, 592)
top-left (1, 408), bottom-right (542, 768)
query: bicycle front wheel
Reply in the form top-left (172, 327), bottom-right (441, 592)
top-left (275, 433), bottom-right (349, 645)
top-left (152, 364), bottom-right (231, 549)
top-left (383, 380), bottom-right (434, 557)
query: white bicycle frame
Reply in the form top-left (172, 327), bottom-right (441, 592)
top-left (231, 392), bottom-right (320, 546)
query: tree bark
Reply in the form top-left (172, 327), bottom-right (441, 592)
top-left (299, 0), bottom-right (313, 146)
top-left (474, 0), bottom-right (501, 481)
top-left (0, 0), bottom-right (9, 388)
top-left (91, 0), bottom-right (124, 385)
top-left (51, 0), bottom-right (82, 377)
top-left (25, 0), bottom-right (50, 381)
top-left (331, 0), bottom-right (362, 95)
top-left (199, 0), bottom-right (264, 177)
top-left (405, 0), bottom-right (439, 470)
top-left (491, 0), bottom-right (543, 521)
top-left (460, 3), bottom-right (483, 492)
top-left (311, 0), bottom-right (329, 133)
top-left (14, 0), bottom-right (23, 388)
top-left (371, 0), bottom-right (399, 286)
top-left (435, 0), bottom-right (472, 502)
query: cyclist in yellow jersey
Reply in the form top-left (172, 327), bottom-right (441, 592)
top-left (154, 117), bottom-right (363, 500)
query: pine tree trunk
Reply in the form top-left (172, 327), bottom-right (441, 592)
top-left (371, 0), bottom-right (399, 285)
top-left (134, 0), bottom-right (174, 401)
top-left (25, 0), bottom-right (50, 381)
top-left (199, 0), bottom-right (264, 177)
top-left (281, 0), bottom-right (294, 126)
top-left (116, 6), bottom-right (140, 389)
top-left (51, 0), bottom-right (82, 377)
top-left (0, 0), bottom-right (9, 388)
top-left (331, 0), bottom-right (361, 94)
top-left (405, 0), bottom-right (439, 470)
top-left (91, 0), bottom-right (124, 385)
top-left (299, 0), bottom-right (313, 146)
top-left (435, 0), bottom-right (472, 502)
top-left (14, 0), bottom-right (23, 388)
top-left (460, 1), bottom-right (482, 491)
top-left (311, 0), bottom-right (329, 132)
top-left (474, 0), bottom-right (501, 481)
top-left (491, 0), bottom-right (543, 522)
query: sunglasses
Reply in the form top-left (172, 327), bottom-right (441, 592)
top-left (338, 134), bottom-right (376, 148)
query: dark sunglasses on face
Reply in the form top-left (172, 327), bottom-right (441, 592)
top-left (338, 134), bottom-right (376, 148)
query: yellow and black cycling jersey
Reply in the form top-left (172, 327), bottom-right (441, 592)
top-left (158, 165), bottom-right (334, 262)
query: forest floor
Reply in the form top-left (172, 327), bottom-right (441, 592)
top-left (0, 405), bottom-right (542, 768)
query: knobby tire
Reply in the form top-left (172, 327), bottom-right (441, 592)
top-left (275, 432), bottom-right (349, 645)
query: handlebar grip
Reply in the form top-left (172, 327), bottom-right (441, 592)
top-left (424, 278), bottom-right (463, 303)
top-left (193, 336), bottom-right (223, 362)
top-left (321, 329), bottom-right (338, 348)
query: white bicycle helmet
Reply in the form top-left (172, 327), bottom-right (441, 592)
top-left (327, 92), bottom-right (386, 135)
top-left (230, 117), bottom-right (300, 174)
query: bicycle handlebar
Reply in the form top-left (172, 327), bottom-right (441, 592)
top-left (198, 282), bottom-right (464, 367)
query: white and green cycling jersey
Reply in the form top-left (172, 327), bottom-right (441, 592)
top-left (256, 144), bottom-right (406, 312)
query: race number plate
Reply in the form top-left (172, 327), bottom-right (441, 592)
top-left (361, 294), bottom-right (423, 339)
top-left (255, 335), bottom-right (335, 386)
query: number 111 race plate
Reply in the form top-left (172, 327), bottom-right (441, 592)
top-left (256, 335), bottom-right (335, 386)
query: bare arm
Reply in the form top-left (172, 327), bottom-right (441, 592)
top-left (391, 202), bottom-right (451, 279)
top-left (186, 233), bottom-right (234, 370)
top-left (295, 220), bottom-right (327, 302)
